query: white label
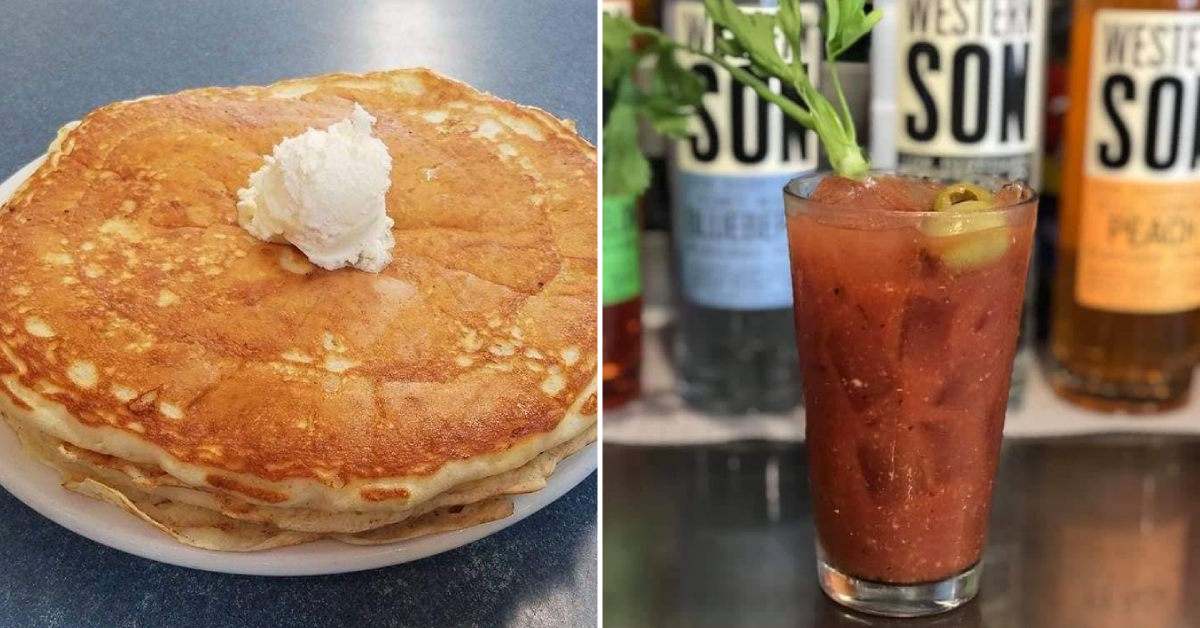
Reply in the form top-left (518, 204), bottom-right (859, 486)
top-left (896, 0), bottom-right (1045, 160)
top-left (602, 0), bottom-right (632, 17)
top-left (666, 1), bottom-right (821, 175)
top-left (1085, 10), bottom-right (1200, 181)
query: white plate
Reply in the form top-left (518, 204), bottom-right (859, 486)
top-left (0, 156), bottom-right (598, 576)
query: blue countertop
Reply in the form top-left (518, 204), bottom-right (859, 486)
top-left (0, 0), bottom-right (596, 175)
top-left (0, 477), bottom-right (596, 628)
top-left (0, 1), bottom-right (597, 626)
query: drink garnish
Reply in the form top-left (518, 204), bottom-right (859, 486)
top-left (933, 183), bottom-right (993, 210)
top-left (605, 0), bottom-right (879, 179)
top-left (602, 12), bottom-right (704, 199)
top-left (937, 229), bottom-right (1011, 271)
top-left (922, 180), bottom-right (1011, 272)
top-left (605, 3), bottom-right (1023, 270)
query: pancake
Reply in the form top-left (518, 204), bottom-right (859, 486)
top-left (0, 69), bottom-right (597, 548)
top-left (17, 418), bottom-right (594, 535)
top-left (5, 414), bottom-right (592, 550)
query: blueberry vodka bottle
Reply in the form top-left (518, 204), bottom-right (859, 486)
top-left (664, 0), bottom-right (820, 414)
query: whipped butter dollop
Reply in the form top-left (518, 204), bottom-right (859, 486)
top-left (236, 104), bottom-right (395, 272)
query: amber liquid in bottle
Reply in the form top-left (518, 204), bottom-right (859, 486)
top-left (603, 297), bottom-right (643, 409)
top-left (600, 194), bottom-right (642, 411)
top-left (1051, 0), bottom-right (1200, 412)
top-left (602, 0), bottom-right (657, 412)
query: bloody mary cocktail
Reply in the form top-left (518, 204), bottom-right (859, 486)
top-left (784, 173), bottom-right (1036, 617)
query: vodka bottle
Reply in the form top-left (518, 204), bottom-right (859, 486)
top-left (664, 0), bottom-right (820, 414)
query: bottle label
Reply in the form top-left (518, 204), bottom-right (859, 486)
top-left (675, 170), bottom-right (796, 309)
top-left (602, 0), bottom-right (632, 17)
top-left (666, 0), bottom-right (818, 310)
top-left (603, 195), bottom-right (641, 306)
top-left (895, 0), bottom-right (1045, 184)
top-left (1075, 10), bottom-right (1200, 314)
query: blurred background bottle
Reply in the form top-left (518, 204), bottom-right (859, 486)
top-left (602, 0), bottom-right (641, 411)
top-left (871, 0), bottom-right (1046, 184)
top-left (1033, 0), bottom-right (1075, 345)
top-left (663, 0), bottom-right (818, 415)
top-left (870, 0), bottom-right (1047, 408)
top-left (1050, 0), bottom-right (1200, 412)
top-left (634, 0), bottom-right (672, 232)
top-left (603, 194), bottom-right (644, 410)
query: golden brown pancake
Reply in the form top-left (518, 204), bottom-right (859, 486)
top-left (0, 68), bottom-right (596, 548)
top-left (4, 412), bottom-right (592, 550)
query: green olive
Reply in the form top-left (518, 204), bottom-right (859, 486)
top-left (920, 211), bottom-right (1007, 238)
top-left (933, 182), bottom-right (994, 211)
top-left (921, 181), bottom-right (1012, 272)
top-left (942, 199), bottom-right (993, 213)
top-left (940, 230), bottom-right (1012, 271)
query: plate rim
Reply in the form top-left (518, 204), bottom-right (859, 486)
top-left (0, 155), bottom-right (597, 577)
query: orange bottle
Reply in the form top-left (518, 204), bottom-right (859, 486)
top-left (1051, 0), bottom-right (1200, 412)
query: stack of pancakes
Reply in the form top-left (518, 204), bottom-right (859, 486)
top-left (0, 69), bottom-right (597, 550)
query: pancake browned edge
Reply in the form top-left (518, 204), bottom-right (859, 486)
top-left (0, 69), bottom-right (596, 550)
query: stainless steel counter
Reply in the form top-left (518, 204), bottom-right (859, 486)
top-left (605, 437), bottom-right (1200, 627)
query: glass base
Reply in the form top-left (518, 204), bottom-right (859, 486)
top-left (816, 554), bottom-right (981, 618)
